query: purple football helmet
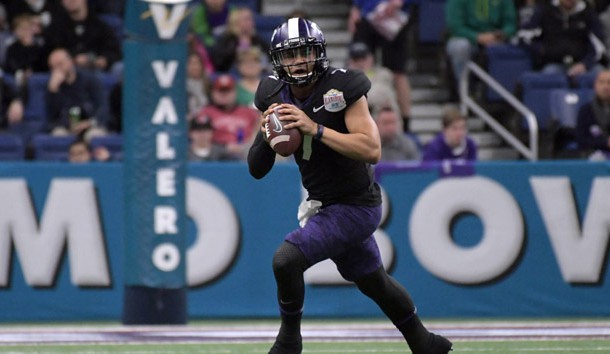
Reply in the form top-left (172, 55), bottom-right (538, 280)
top-left (269, 17), bottom-right (329, 85)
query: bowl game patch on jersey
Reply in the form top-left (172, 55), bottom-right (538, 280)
top-left (322, 89), bottom-right (346, 112)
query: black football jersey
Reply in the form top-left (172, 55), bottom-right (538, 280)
top-left (253, 67), bottom-right (381, 207)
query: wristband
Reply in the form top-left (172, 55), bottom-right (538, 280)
top-left (314, 124), bottom-right (324, 140)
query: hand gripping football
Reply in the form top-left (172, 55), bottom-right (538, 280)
top-left (265, 106), bottom-right (302, 157)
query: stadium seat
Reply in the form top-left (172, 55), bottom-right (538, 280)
top-left (254, 14), bottom-right (284, 43)
top-left (8, 73), bottom-right (52, 144)
top-left (96, 72), bottom-right (118, 127)
top-left (8, 120), bottom-right (45, 145)
top-left (97, 72), bottom-right (118, 101)
top-left (3, 73), bottom-right (16, 90)
top-left (575, 71), bottom-right (596, 89)
top-left (31, 134), bottom-right (76, 161)
top-left (549, 88), bottom-right (594, 156)
top-left (486, 44), bottom-right (533, 101)
top-left (417, 0), bottom-right (446, 44)
top-left (549, 88), bottom-right (594, 128)
top-left (520, 71), bottom-right (569, 130)
top-left (90, 134), bottom-right (123, 160)
top-left (24, 73), bottom-right (50, 123)
top-left (0, 134), bottom-right (25, 160)
top-left (0, 74), bottom-right (42, 144)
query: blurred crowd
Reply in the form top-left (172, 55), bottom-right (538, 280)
top-left (0, 0), bottom-right (608, 163)
top-left (443, 0), bottom-right (610, 160)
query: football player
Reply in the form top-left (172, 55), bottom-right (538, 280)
top-left (247, 17), bottom-right (453, 354)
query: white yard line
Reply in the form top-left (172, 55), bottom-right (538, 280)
top-left (0, 320), bottom-right (608, 344)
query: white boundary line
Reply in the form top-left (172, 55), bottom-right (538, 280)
top-left (0, 321), bottom-right (609, 344)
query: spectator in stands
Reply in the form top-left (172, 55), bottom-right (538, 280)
top-left (196, 73), bottom-right (258, 159)
top-left (4, 14), bottom-right (48, 76)
top-left (211, 6), bottom-right (269, 73)
top-left (445, 0), bottom-right (517, 95)
top-left (423, 108), bottom-right (477, 161)
top-left (597, 1), bottom-right (610, 52)
top-left (0, 5), bottom-right (11, 67)
top-left (346, 41), bottom-right (400, 121)
top-left (189, 0), bottom-right (230, 49)
top-left (575, 69), bottom-right (610, 159)
top-left (0, 77), bottom-right (25, 131)
top-left (68, 139), bottom-right (92, 162)
top-left (187, 52), bottom-right (209, 120)
top-left (348, 0), bottom-right (413, 131)
top-left (68, 138), bottom-right (110, 163)
top-left (44, 0), bottom-right (122, 73)
top-left (235, 46), bottom-right (264, 108)
top-left (188, 31), bottom-right (215, 80)
top-left (517, 0), bottom-right (605, 79)
top-left (46, 48), bottom-right (108, 141)
top-left (188, 115), bottom-right (237, 161)
top-left (374, 105), bottom-right (420, 161)
top-left (3, 0), bottom-right (65, 31)
top-left (515, 0), bottom-right (541, 27)
top-left (0, 7), bottom-right (27, 124)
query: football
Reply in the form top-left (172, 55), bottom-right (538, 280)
top-left (265, 107), bottom-right (302, 157)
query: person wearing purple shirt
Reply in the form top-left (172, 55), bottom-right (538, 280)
top-left (423, 108), bottom-right (477, 161)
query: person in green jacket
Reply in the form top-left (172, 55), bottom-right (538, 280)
top-left (189, 0), bottom-right (230, 49)
top-left (445, 0), bottom-right (517, 94)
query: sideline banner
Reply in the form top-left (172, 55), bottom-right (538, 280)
top-left (0, 161), bottom-right (608, 321)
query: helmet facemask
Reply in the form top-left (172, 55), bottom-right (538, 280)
top-left (271, 43), bottom-right (327, 86)
top-left (269, 18), bottom-right (329, 86)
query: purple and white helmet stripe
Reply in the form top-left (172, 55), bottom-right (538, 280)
top-left (269, 17), bottom-right (329, 85)
top-left (287, 17), bottom-right (300, 39)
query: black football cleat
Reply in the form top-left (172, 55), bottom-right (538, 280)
top-left (413, 333), bottom-right (453, 354)
top-left (268, 334), bottom-right (302, 354)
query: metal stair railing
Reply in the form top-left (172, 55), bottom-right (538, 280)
top-left (459, 61), bottom-right (538, 161)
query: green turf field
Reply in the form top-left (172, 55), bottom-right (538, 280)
top-left (1, 319), bottom-right (609, 353)
top-left (2, 340), bottom-right (610, 353)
